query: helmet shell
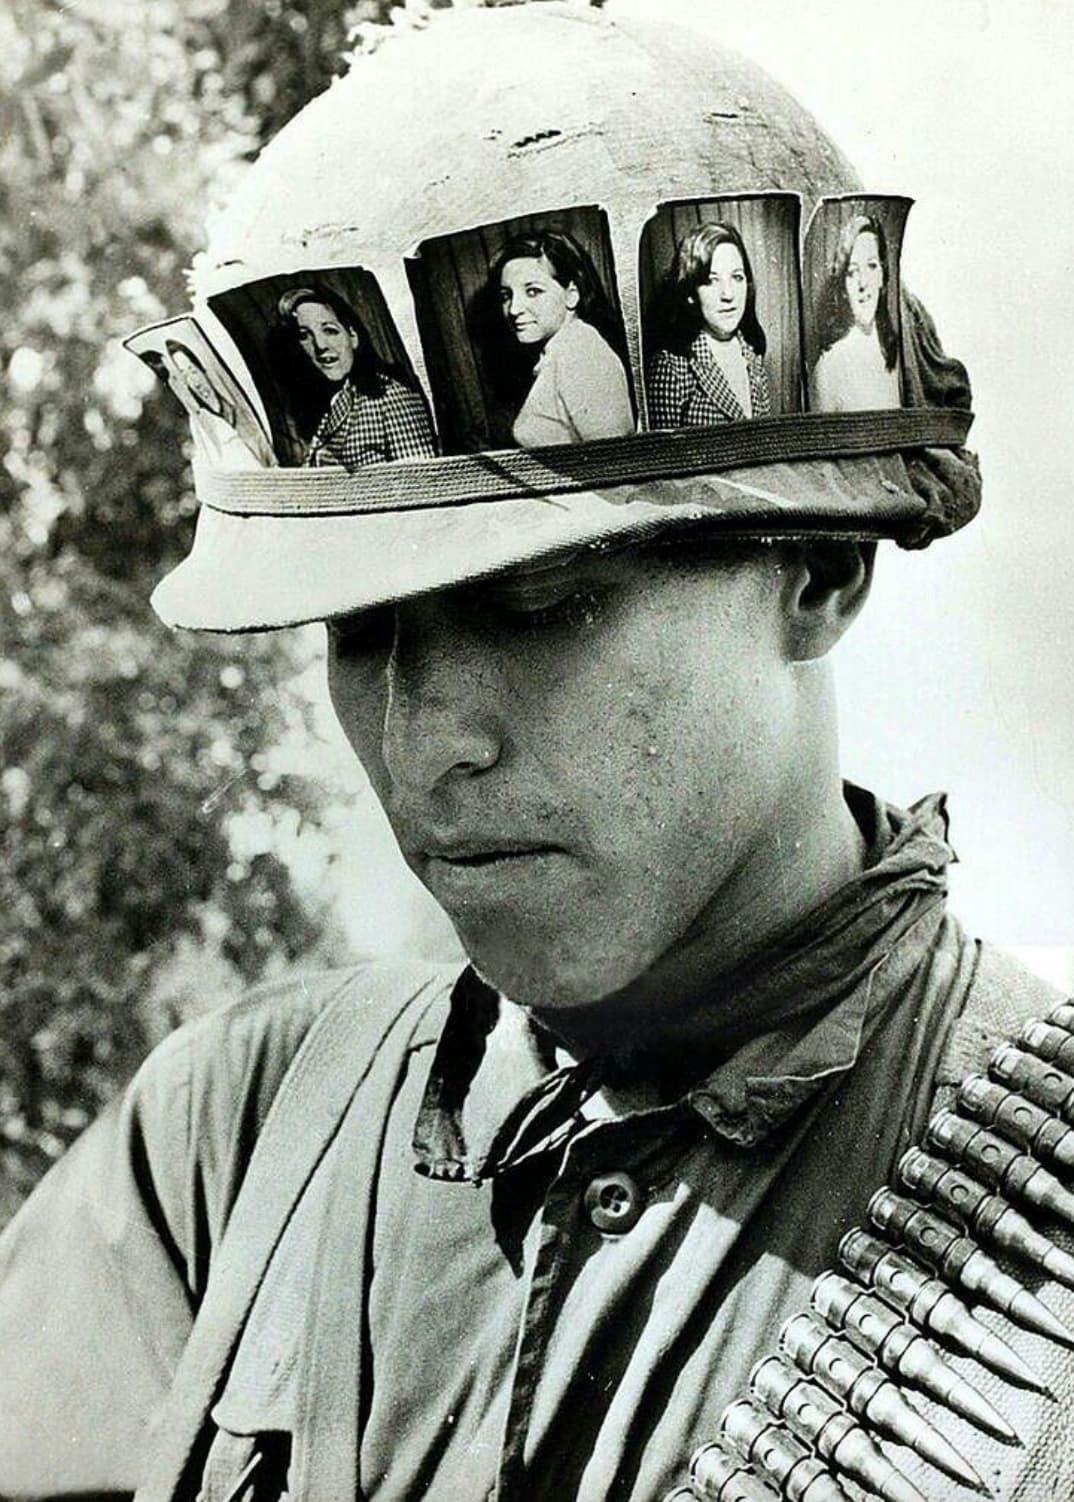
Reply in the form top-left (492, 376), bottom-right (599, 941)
top-left (196, 3), bottom-right (857, 395)
top-left (152, 4), bottom-right (973, 632)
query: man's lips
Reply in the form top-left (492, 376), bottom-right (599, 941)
top-left (423, 840), bottom-right (562, 866)
top-left (416, 840), bottom-right (567, 894)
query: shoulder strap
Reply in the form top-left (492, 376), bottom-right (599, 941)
top-left (135, 961), bottom-right (455, 1502)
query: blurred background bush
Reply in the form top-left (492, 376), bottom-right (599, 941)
top-left (0, 0), bottom-right (470, 1223)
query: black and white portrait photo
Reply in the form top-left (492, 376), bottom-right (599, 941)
top-left (209, 270), bottom-right (437, 469)
top-left (640, 195), bottom-right (802, 427)
top-left (409, 206), bottom-right (635, 452)
top-left (124, 316), bottom-right (276, 470)
top-left (3, 5), bottom-right (1074, 1502)
top-left (803, 197), bottom-right (911, 414)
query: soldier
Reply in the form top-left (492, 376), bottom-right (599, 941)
top-left (1, 7), bottom-right (1072, 1502)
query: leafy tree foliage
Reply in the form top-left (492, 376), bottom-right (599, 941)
top-left (0, 0), bottom-right (423, 1220)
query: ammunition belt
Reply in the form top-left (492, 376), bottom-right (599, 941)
top-left (661, 1001), bottom-right (1074, 1502)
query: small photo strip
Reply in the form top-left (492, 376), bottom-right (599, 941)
top-left (640, 194), bottom-right (803, 429)
top-left (123, 316), bottom-right (276, 472)
top-left (208, 270), bottom-right (437, 470)
top-left (408, 206), bottom-right (636, 454)
top-left (803, 196), bottom-right (911, 413)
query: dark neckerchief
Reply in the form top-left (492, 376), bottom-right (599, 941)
top-left (412, 788), bottom-right (955, 1178)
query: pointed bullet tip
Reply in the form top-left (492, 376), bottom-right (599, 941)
top-left (1009, 1291), bottom-right (1074, 1350)
top-left (976, 1335), bottom-right (1050, 1393)
top-left (958, 1388), bottom-right (1020, 1445)
top-left (919, 1432), bottom-right (987, 1492)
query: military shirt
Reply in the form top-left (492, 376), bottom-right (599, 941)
top-left (2, 792), bottom-right (1073, 1501)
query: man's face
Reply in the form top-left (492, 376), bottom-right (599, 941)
top-left (326, 546), bottom-right (798, 1009)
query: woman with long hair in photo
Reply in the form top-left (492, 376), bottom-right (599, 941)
top-left (487, 229), bottom-right (634, 447)
top-left (646, 221), bottom-right (771, 428)
top-left (164, 339), bottom-right (274, 469)
top-left (276, 286), bottom-right (436, 468)
top-left (809, 213), bottom-right (901, 413)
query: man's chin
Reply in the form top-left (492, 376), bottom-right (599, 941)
top-left (460, 931), bottom-right (651, 1013)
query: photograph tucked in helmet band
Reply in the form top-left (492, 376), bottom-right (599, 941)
top-left (803, 196), bottom-right (911, 415)
top-left (408, 204), bottom-right (636, 454)
top-left (126, 193), bottom-right (924, 484)
top-left (206, 267), bottom-right (437, 469)
top-left (640, 194), bottom-right (803, 430)
top-left (122, 316), bottom-right (276, 472)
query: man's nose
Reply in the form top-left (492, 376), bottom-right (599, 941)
top-left (381, 609), bottom-right (502, 793)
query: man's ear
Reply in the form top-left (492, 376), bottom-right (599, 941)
top-left (779, 540), bottom-right (876, 661)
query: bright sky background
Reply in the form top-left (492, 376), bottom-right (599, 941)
top-left (297, 0), bottom-right (1074, 982)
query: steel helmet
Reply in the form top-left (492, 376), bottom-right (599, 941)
top-left (147, 1), bottom-right (978, 632)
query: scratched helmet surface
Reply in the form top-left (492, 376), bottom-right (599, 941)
top-left (147, 1), bottom-right (979, 632)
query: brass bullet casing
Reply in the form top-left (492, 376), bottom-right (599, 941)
top-left (837, 1228), bottom-right (1044, 1390)
top-left (720, 1399), bottom-right (852, 1502)
top-left (780, 1310), bottom-right (889, 1409)
top-left (898, 1146), bottom-right (1074, 1288)
top-left (689, 1441), bottom-right (783, 1501)
top-left (957, 1075), bottom-right (1074, 1173)
top-left (1046, 1002), bottom-right (1074, 1036)
top-left (750, 1356), bottom-right (928, 1502)
top-left (1022, 1020), bottom-right (1074, 1075)
top-left (927, 1110), bottom-right (1074, 1228)
top-left (811, 1272), bottom-right (1016, 1441)
top-left (990, 1045), bottom-right (1074, 1123)
top-left (778, 1311), bottom-right (987, 1488)
top-left (869, 1187), bottom-right (1074, 1348)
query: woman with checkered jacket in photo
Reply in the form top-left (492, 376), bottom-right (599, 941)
top-left (276, 285), bottom-right (437, 470)
top-left (647, 221), bottom-right (771, 429)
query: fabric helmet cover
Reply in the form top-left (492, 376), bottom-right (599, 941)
top-left (150, 2), bottom-right (979, 632)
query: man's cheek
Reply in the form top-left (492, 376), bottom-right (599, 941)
top-left (328, 664), bottom-right (387, 758)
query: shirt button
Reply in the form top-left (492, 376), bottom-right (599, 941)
top-left (584, 1171), bottom-right (643, 1234)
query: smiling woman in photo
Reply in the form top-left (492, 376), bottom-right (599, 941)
top-left (647, 221), bottom-right (771, 428)
top-left (276, 285), bottom-right (436, 469)
top-left (810, 214), bottom-right (901, 413)
top-left (487, 229), bottom-right (634, 448)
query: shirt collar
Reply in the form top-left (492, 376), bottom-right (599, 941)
top-left (412, 787), bottom-right (955, 1176)
top-left (691, 329), bottom-right (744, 363)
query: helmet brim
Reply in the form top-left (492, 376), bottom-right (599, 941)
top-left (151, 453), bottom-right (921, 633)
